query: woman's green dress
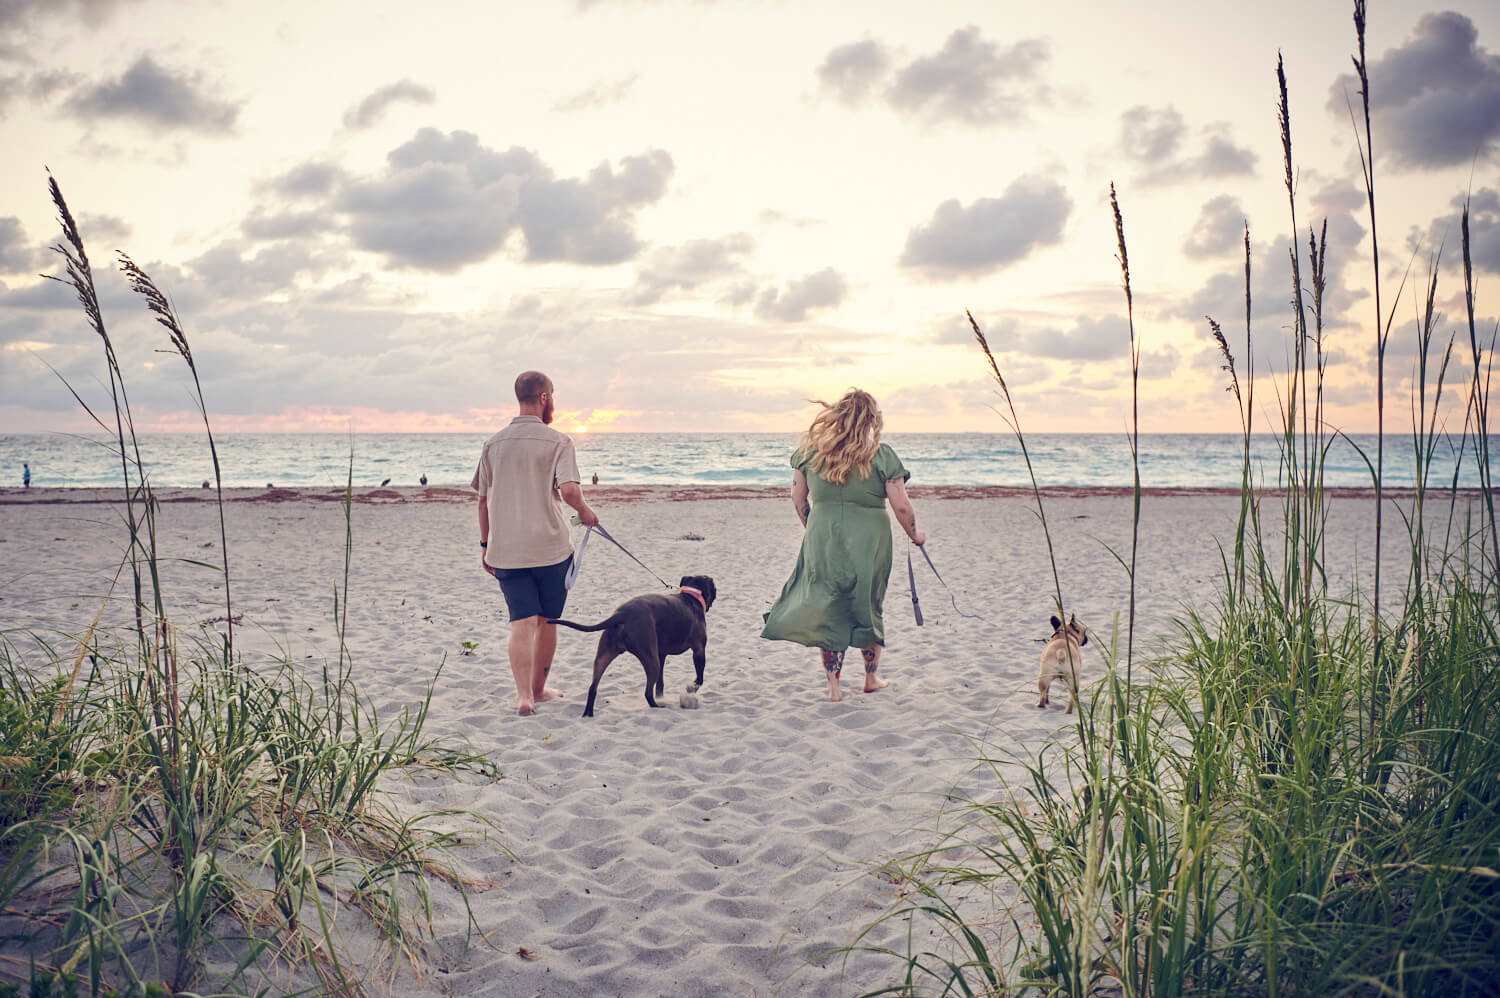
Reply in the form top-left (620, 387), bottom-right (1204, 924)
top-left (761, 443), bottom-right (910, 651)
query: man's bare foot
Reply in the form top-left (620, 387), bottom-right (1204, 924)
top-left (535, 686), bottom-right (565, 703)
top-left (827, 678), bottom-right (843, 702)
top-left (863, 676), bottom-right (890, 692)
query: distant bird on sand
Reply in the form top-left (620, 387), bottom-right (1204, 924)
top-left (380, 478), bottom-right (391, 487)
top-left (419, 474), bottom-right (428, 485)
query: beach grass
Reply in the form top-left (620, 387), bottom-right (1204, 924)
top-left (858, 4), bottom-right (1500, 995)
top-left (0, 179), bottom-right (503, 996)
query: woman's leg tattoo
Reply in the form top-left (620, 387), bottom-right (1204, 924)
top-left (821, 650), bottom-right (844, 677)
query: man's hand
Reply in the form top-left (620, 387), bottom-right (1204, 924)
top-left (560, 481), bottom-right (599, 527)
top-left (481, 552), bottom-right (495, 578)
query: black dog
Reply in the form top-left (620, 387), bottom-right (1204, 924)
top-left (551, 575), bottom-right (717, 718)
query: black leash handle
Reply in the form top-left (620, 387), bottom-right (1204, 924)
top-left (907, 545), bottom-right (924, 626)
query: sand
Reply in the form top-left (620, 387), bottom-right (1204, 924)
top-left (0, 485), bottom-right (1446, 996)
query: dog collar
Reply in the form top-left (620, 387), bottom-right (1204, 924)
top-left (679, 586), bottom-right (706, 611)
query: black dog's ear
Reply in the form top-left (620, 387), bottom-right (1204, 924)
top-left (679, 575), bottom-right (692, 588)
top-left (702, 578), bottom-right (717, 607)
top-left (1050, 615), bottom-right (1062, 631)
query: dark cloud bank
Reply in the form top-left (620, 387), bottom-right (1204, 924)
top-left (1329, 11), bottom-right (1500, 169)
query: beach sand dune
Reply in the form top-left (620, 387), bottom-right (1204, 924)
top-left (0, 488), bottom-right (1429, 995)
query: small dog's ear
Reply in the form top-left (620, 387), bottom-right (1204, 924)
top-left (1079, 629), bottom-right (1089, 646)
top-left (1050, 615), bottom-right (1062, 631)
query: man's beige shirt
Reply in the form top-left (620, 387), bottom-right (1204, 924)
top-left (471, 416), bottom-right (582, 570)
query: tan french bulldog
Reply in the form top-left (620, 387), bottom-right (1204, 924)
top-left (1038, 614), bottom-right (1087, 713)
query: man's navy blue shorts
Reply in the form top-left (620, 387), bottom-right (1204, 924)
top-left (493, 555), bottom-right (573, 622)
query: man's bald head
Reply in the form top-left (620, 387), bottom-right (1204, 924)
top-left (515, 371), bottom-right (553, 403)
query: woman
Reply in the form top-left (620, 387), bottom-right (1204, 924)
top-left (761, 389), bottom-right (926, 701)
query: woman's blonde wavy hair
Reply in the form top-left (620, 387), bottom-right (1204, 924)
top-left (798, 389), bottom-right (883, 485)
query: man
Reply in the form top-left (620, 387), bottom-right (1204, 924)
top-left (473, 371), bottom-right (599, 715)
top-left (22, 463), bottom-right (29, 488)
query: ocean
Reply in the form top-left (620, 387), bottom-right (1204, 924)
top-left (2, 431), bottom-right (1495, 490)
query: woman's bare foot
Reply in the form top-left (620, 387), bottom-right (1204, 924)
top-left (517, 700), bottom-right (536, 716)
top-left (535, 686), bottom-right (565, 703)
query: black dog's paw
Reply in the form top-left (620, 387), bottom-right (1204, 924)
top-left (684, 682), bottom-right (700, 693)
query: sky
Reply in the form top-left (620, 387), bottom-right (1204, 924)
top-left (1, 0), bottom-right (1498, 437)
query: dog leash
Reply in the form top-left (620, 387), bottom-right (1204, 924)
top-left (566, 524), bottom-right (673, 591)
top-left (906, 541), bottom-right (987, 625)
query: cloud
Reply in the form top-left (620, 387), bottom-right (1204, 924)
top-left (0, 0), bottom-right (130, 32)
top-left (754, 268), bottom-right (847, 322)
top-left (64, 54), bottom-right (238, 132)
top-left (261, 161), bottom-right (347, 198)
top-left (0, 213), bottom-right (124, 275)
top-left (78, 213), bottom-right (132, 244)
top-left (552, 73), bottom-right (640, 112)
top-left (887, 27), bottom-right (1048, 126)
top-left (932, 312), bottom-right (1016, 347)
top-left (817, 39), bottom-right (890, 106)
top-left (342, 79), bottom-right (435, 130)
top-left (1412, 188), bottom-right (1500, 273)
top-left (241, 210), bottom-right (325, 241)
top-left (627, 233), bottom-right (754, 305)
top-left (0, 0), bottom-right (136, 58)
top-left (1182, 195), bottom-right (1246, 257)
top-left (331, 128), bottom-right (672, 271)
top-left (0, 68), bottom-right (78, 117)
top-left (1019, 315), bottom-right (1132, 361)
top-left (0, 217), bottom-right (32, 272)
top-left (1121, 106), bottom-right (1256, 185)
top-left (900, 175), bottom-right (1071, 276)
top-left (517, 149), bottom-right (673, 263)
top-left (1120, 105), bottom-right (1184, 163)
top-left (1328, 12), bottom-right (1500, 169)
top-left (186, 239), bottom-right (343, 296)
top-left (1175, 218), bottom-right (1371, 378)
top-left (816, 26), bottom-right (1048, 126)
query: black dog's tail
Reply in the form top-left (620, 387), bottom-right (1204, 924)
top-left (549, 613), bottom-right (620, 633)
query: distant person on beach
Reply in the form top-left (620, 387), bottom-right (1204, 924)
top-left (591, 473), bottom-right (598, 485)
top-left (22, 463), bottom-right (30, 488)
top-left (420, 474), bottom-right (428, 486)
top-left (473, 370), bottom-right (599, 715)
top-left (761, 389), bottom-right (925, 702)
